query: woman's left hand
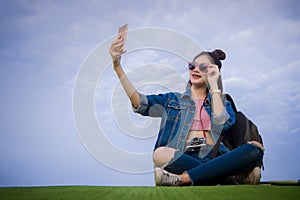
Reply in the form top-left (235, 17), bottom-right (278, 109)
top-left (248, 141), bottom-right (265, 152)
top-left (206, 64), bottom-right (220, 89)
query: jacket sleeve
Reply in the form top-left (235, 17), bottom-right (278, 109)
top-left (132, 92), bottom-right (170, 117)
top-left (211, 99), bottom-right (236, 133)
top-left (222, 100), bottom-right (236, 131)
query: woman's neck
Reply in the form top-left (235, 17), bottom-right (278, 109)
top-left (191, 85), bottom-right (207, 99)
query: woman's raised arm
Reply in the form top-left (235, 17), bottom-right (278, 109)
top-left (109, 35), bottom-right (140, 108)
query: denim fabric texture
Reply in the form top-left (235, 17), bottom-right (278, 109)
top-left (187, 143), bottom-right (264, 185)
top-left (164, 143), bottom-right (264, 185)
top-left (133, 88), bottom-right (236, 154)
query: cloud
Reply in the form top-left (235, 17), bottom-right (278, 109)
top-left (290, 127), bottom-right (300, 134)
top-left (223, 58), bottom-right (300, 135)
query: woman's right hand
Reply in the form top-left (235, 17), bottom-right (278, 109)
top-left (109, 35), bottom-right (126, 65)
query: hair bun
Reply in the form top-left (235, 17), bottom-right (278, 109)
top-left (213, 49), bottom-right (226, 61)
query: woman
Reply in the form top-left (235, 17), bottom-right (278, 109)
top-left (109, 34), bottom-right (264, 186)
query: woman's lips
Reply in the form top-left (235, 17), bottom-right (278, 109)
top-left (192, 74), bottom-right (201, 79)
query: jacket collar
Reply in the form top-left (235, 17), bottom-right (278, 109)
top-left (181, 88), bottom-right (192, 99)
top-left (181, 88), bottom-right (211, 105)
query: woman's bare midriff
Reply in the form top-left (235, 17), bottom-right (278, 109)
top-left (187, 130), bottom-right (215, 145)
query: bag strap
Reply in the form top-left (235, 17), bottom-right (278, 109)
top-left (210, 134), bottom-right (224, 159)
top-left (225, 94), bottom-right (237, 113)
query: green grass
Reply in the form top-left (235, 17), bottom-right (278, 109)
top-left (0, 185), bottom-right (299, 200)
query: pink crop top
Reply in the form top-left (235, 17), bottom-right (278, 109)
top-left (190, 99), bottom-right (211, 131)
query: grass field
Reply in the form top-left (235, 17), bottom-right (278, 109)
top-left (0, 185), bottom-right (299, 200)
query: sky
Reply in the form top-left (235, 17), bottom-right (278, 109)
top-left (0, 0), bottom-right (300, 186)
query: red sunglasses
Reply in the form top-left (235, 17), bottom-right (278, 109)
top-left (188, 62), bottom-right (208, 73)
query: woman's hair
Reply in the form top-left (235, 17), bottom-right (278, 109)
top-left (186, 49), bottom-right (226, 92)
top-left (193, 49), bottom-right (226, 69)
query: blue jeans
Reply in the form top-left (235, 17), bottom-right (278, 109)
top-left (164, 143), bottom-right (264, 185)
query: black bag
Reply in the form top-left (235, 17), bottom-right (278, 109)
top-left (221, 94), bottom-right (263, 150)
top-left (223, 111), bottom-right (263, 150)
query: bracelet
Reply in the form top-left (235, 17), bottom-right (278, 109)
top-left (210, 89), bottom-right (221, 94)
top-left (113, 59), bottom-right (120, 66)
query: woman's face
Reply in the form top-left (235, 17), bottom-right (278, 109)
top-left (189, 55), bottom-right (213, 86)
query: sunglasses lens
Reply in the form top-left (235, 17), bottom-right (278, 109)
top-left (188, 63), bottom-right (195, 70)
top-left (188, 62), bottom-right (208, 72)
top-left (199, 63), bottom-right (207, 72)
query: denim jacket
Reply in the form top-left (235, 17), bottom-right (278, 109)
top-left (133, 88), bottom-right (236, 153)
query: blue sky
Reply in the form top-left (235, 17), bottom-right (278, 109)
top-left (1, 0), bottom-right (300, 186)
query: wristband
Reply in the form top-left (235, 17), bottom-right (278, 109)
top-left (210, 89), bottom-right (221, 94)
top-left (113, 59), bottom-right (120, 66)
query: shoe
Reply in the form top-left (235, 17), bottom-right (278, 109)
top-left (154, 167), bottom-right (180, 186)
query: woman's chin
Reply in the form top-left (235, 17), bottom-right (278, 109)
top-left (191, 79), bottom-right (204, 85)
top-left (190, 80), bottom-right (206, 88)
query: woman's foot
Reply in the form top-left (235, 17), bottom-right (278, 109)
top-left (154, 167), bottom-right (191, 186)
top-left (154, 167), bottom-right (180, 186)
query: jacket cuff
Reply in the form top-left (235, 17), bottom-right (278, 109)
top-left (132, 93), bottom-right (148, 114)
top-left (212, 108), bottom-right (229, 125)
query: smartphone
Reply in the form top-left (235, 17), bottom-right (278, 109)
top-left (118, 24), bottom-right (128, 42)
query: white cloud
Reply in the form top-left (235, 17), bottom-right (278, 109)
top-left (224, 76), bottom-right (260, 91)
top-left (224, 58), bottom-right (300, 134)
top-left (290, 127), bottom-right (300, 134)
